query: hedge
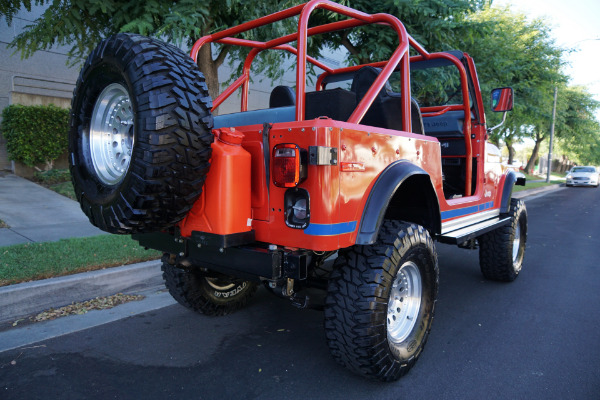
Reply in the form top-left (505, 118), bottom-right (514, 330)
top-left (1, 104), bottom-right (70, 167)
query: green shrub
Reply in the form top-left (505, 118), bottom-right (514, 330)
top-left (33, 168), bottom-right (71, 184)
top-left (1, 104), bottom-right (70, 167)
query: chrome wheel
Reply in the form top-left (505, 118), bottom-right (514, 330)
top-left (512, 224), bottom-right (521, 264)
top-left (89, 83), bottom-right (134, 185)
top-left (387, 261), bottom-right (422, 344)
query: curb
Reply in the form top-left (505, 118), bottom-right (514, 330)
top-left (513, 183), bottom-right (564, 199)
top-left (0, 260), bottom-right (163, 324)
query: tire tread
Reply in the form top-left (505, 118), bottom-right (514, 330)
top-left (70, 33), bottom-right (213, 233)
top-left (161, 255), bottom-right (258, 316)
top-left (324, 221), bottom-right (438, 381)
top-left (479, 198), bottom-right (527, 281)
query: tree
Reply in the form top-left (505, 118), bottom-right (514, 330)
top-left (8, 0), bottom-right (597, 168)
top-left (0, 0), bottom-right (296, 103)
top-left (309, 0), bottom-right (489, 65)
top-left (453, 6), bottom-right (566, 166)
top-left (554, 86), bottom-right (600, 165)
top-left (2, 0), bottom-right (493, 100)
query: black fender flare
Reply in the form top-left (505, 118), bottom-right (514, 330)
top-left (355, 160), bottom-right (441, 245)
top-left (500, 170), bottom-right (526, 214)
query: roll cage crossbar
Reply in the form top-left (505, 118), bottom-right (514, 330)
top-left (190, 0), bottom-right (473, 195)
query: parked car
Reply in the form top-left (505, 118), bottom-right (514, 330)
top-left (566, 166), bottom-right (599, 187)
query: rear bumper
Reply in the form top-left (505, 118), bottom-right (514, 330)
top-left (132, 231), bottom-right (309, 281)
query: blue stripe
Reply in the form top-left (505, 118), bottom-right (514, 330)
top-left (304, 221), bottom-right (357, 236)
top-left (441, 201), bottom-right (494, 220)
top-left (478, 201), bottom-right (494, 211)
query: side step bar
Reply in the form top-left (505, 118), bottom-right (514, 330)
top-left (437, 217), bottom-right (511, 244)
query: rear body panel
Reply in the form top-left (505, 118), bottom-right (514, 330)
top-left (175, 114), bottom-right (506, 252)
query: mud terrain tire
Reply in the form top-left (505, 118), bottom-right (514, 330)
top-left (69, 33), bottom-right (213, 234)
top-left (479, 198), bottom-right (527, 281)
top-left (161, 257), bottom-right (258, 316)
top-left (324, 221), bottom-right (438, 381)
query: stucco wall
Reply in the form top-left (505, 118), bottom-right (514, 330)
top-left (0, 5), bottom-right (79, 172)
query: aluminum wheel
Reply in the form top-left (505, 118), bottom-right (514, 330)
top-left (387, 261), bottom-right (422, 343)
top-left (89, 83), bottom-right (134, 185)
top-left (205, 277), bottom-right (236, 291)
top-left (512, 224), bottom-right (522, 264)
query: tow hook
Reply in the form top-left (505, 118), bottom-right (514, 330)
top-left (284, 279), bottom-right (312, 309)
top-left (265, 278), bottom-right (311, 309)
top-left (290, 293), bottom-right (311, 309)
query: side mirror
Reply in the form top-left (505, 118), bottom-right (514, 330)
top-left (491, 87), bottom-right (514, 112)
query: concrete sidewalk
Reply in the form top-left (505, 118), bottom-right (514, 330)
top-left (0, 173), bottom-right (105, 246)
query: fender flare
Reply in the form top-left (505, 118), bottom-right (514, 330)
top-left (500, 170), bottom-right (525, 213)
top-left (355, 160), bottom-right (441, 245)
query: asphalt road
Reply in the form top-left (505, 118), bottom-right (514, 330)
top-left (1, 187), bottom-right (599, 400)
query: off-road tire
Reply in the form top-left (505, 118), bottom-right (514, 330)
top-left (161, 257), bottom-right (258, 316)
top-left (69, 33), bottom-right (213, 234)
top-left (324, 221), bottom-right (439, 381)
top-left (478, 198), bottom-right (527, 281)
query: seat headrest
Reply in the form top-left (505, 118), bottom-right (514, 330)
top-left (351, 66), bottom-right (392, 101)
top-left (269, 86), bottom-right (296, 108)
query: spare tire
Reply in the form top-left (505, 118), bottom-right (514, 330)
top-left (69, 33), bottom-right (213, 234)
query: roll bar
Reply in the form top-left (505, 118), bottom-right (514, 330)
top-left (190, 0), bottom-right (473, 195)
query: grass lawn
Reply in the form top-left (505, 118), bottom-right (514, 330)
top-left (31, 169), bottom-right (76, 200)
top-left (47, 180), bottom-right (77, 200)
top-left (0, 235), bottom-right (161, 287)
top-left (1, 169), bottom-right (159, 287)
top-left (513, 172), bottom-right (564, 192)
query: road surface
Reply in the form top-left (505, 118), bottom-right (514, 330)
top-left (1, 187), bottom-right (599, 399)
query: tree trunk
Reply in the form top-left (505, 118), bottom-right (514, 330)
top-left (45, 160), bottom-right (54, 171)
top-left (196, 44), bottom-right (220, 114)
top-left (524, 133), bottom-right (545, 174)
top-left (505, 140), bottom-right (515, 165)
top-left (340, 33), bottom-right (371, 64)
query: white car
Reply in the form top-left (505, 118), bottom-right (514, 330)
top-left (566, 166), bottom-right (599, 187)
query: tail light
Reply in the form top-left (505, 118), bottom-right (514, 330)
top-left (272, 144), bottom-right (306, 187)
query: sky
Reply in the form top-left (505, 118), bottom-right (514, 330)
top-left (494, 0), bottom-right (600, 120)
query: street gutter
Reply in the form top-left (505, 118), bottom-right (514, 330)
top-left (513, 183), bottom-right (564, 199)
top-left (0, 260), bottom-right (163, 325)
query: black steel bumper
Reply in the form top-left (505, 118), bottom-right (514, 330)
top-left (132, 231), bottom-right (309, 281)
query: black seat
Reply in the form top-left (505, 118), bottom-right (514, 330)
top-left (269, 85), bottom-right (295, 108)
top-left (351, 66), bottom-right (424, 134)
top-left (305, 88), bottom-right (356, 121)
top-left (410, 98), bottom-right (425, 135)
